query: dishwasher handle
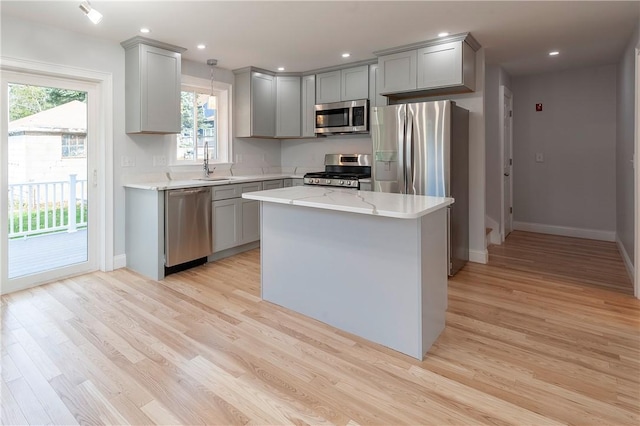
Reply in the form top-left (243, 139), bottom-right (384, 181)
top-left (168, 188), bottom-right (210, 197)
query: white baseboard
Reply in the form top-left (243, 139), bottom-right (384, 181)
top-left (616, 234), bottom-right (635, 284)
top-left (513, 221), bottom-right (616, 242)
top-left (469, 249), bottom-right (488, 264)
top-left (113, 254), bottom-right (127, 270)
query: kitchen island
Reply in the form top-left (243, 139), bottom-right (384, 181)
top-left (243, 186), bottom-right (453, 360)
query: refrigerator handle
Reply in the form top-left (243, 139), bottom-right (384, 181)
top-left (398, 108), bottom-right (406, 194)
top-left (406, 112), bottom-right (413, 194)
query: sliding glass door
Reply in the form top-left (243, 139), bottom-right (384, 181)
top-left (1, 71), bottom-right (99, 291)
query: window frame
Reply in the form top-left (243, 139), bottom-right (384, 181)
top-left (171, 76), bottom-right (232, 166)
top-left (61, 133), bottom-right (87, 159)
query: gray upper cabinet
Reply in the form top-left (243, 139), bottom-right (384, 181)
top-left (316, 65), bottom-right (369, 104)
top-left (276, 75), bottom-right (301, 138)
top-left (315, 70), bottom-right (341, 104)
top-left (301, 75), bottom-right (316, 137)
top-left (234, 67), bottom-right (276, 138)
top-left (341, 65), bottom-right (369, 101)
top-left (375, 33), bottom-right (479, 97)
top-left (121, 36), bottom-right (186, 134)
top-left (417, 40), bottom-right (475, 91)
top-left (378, 50), bottom-right (417, 94)
top-left (368, 64), bottom-right (386, 107)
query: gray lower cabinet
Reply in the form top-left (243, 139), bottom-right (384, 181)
top-left (263, 179), bottom-right (284, 190)
top-left (212, 181), bottom-right (272, 253)
top-left (212, 198), bottom-right (240, 252)
top-left (283, 178), bottom-right (304, 187)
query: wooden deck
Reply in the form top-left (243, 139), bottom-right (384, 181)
top-left (1, 232), bottom-right (638, 425)
top-left (8, 230), bottom-right (87, 279)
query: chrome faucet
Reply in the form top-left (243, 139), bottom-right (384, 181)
top-left (203, 141), bottom-right (211, 177)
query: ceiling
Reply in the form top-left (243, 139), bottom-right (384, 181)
top-left (2, 1), bottom-right (639, 76)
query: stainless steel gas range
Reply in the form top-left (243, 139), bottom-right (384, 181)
top-left (303, 154), bottom-right (371, 189)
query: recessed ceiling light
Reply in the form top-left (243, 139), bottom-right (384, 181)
top-left (197, 44), bottom-right (206, 49)
top-left (277, 67), bottom-right (285, 71)
top-left (438, 32), bottom-right (449, 37)
top-left (549, 51), bottom-right (560, 56)
top-left (140, 28), bottom-right (150, 34)
top-left (342, 53), bottom-right (351, 58)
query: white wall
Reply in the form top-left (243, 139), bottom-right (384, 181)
top-left (511, 64), bottom-right (617, 238)
top-left (616, 23), bottom-right (640, 272)
top-left (281, 134), bottom-right (372, 172)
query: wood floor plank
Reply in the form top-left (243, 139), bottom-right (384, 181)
top-left (1, 232), bottom-right (638, 425)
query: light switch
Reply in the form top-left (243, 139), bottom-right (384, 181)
top-left (535, 153), bottom-right (544, 163)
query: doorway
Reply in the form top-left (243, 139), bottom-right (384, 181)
top-left (500, 85), bottom-right (513, 241)
top-left (2, 71), bottom-right (99, 291)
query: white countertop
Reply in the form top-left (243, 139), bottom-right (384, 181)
top-left (242, 186), bottom-right (453, 219)
top-left (123, 174), bottom-right (306, 191)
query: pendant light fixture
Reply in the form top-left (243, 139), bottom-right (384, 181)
top-left (207, 59), bottom-right (218, 109)
top-left (79, 1), bottom-right (103, 24)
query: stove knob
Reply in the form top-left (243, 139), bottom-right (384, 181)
top-left (315, 179), bottom-right (320, 184)
top-left (339, 180), bottom-right (344, 185)
top-left (345, 181), bottom-right (351, 186)
top-left (325, 179), bottom-right (331, 184)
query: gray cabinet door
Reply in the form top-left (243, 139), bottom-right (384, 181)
top-left (316, 70), bottom-right (341, 104)
top-left (301, 75), bottom-right (316, 137)
top-left (240, 199), bottom-right (260, 244)
top-left (276, 76), bottom-right (301, 138)
top-left (251, 72), bottom-right (276, 137)
top-left (417, 41), bottom-right (463, 89)
top-left (212, 199), bottom-right (240, 252)
top-left (291, 178), bottom-right (304, 187)
top-left (379, 50), bottom-right (417, 94)
top-left (368, 64), bottom-right (386, 107)
top-left (124, 43), bottom-right (181, 134)
top-left (263, 180), bottom-right (284, 190)
top-left (341, 65), bottom-right (369, 101)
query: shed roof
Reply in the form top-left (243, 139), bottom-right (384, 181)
top-left (9, 100), bottom-right (86, 134)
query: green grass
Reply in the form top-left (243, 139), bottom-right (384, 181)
top-left (9, 204), bottom-right (88, 237)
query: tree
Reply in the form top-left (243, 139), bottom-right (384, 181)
top-left (8, 84), bottom-right (87, 121)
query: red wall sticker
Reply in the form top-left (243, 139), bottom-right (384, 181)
top-left (535, 103), bottom-right (543, 111)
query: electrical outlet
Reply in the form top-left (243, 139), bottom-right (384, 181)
top-left (153, 155), bottom-right (166, 167)
top-left (535, 153), bottom-right (544, 163)
top-left (121, 155), bottom-right (136, 167)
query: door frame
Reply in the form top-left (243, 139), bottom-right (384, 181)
top-left (0, 56), bottom-right (113, 294)
top-left (499, 84), bottom-right (514, 242)
top-left (635, 48), bottom-right (639, 299)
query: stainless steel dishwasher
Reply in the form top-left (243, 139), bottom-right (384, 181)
top-left (165, 187), bottom-right (213, 267)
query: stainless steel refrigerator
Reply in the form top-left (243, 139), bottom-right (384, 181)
top-left (371, 100), bottom-right (469, 276)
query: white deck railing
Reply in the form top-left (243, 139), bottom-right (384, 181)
top-left (8, 174), bottom-right (88, 238)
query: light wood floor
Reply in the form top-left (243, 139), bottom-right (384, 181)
top-left (2, 237), bottom-right (639, 425)
top-left (489, 230), bottom-right (634, 294)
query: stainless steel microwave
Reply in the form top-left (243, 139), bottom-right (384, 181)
top-left (314, 99), bottom-right (369, 135)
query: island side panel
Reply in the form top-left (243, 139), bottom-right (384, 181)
top-left (420, 208), bottom-right (448, 356)
top-left (125, 187), bottom-right (165, 280)
top-left (261, 202), bottom-right (424, 359)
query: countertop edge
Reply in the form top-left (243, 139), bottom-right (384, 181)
top-left (123, 175), bottom-right (306, 191)
top-left (242, 191), bottom-right (453, 219)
